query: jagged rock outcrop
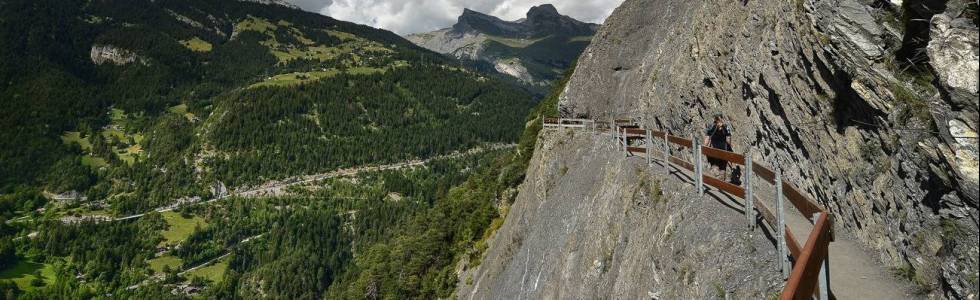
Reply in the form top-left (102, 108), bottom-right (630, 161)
top-left (90, 44), bottom-right (147, 66)
top-left (406, 5), bottom-right (599, 88)
top-left (927, 13), bottom-right (979, 208)
top-left (552, 0), bottom-right (977, 298)
top-left (458, 130), bottom-right (781, 299)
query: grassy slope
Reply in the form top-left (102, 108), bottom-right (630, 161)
top-left (148, 255), bottom-right (183, 274)
top-left (159, 211), bottom-right (207, 247)
top-left (0, 260), bottom-right (56, 290)
top-left (184, 256), bottom-right (229, 283)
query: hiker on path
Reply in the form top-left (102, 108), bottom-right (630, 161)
top-left (703, 114), bottom-right (733, 181)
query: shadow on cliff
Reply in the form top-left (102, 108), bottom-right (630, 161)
top-left (810, 52), bottom-right (886, 133)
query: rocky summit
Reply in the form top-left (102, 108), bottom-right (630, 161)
top-left (406, 4), bottom-right (599, 90)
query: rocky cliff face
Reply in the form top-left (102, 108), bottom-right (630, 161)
top-left (406, 5), bottom-right (599, 89)
top-left (458, 130), bottom-right (782, 299)
top-left (551, 0), bottom-right (977, 298)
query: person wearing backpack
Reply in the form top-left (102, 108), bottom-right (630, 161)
top-left (703, 113), bottom-right (734, 182)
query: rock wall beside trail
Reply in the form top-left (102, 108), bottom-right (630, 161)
top-left (558, 0), bottom-right (978, 298)
top-left (457, 130), bottom-right (781, 299)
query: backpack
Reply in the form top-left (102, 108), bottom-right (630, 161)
top-left (730, 166), bottom-right (742, 185)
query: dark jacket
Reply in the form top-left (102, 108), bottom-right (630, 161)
top-left (705, 123), bottom-right (731, 150)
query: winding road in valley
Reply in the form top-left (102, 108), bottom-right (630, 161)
top-left (113, 143), bottom-right (513, 222)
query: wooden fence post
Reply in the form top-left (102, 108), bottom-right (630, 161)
top-left (745, 148), bottom-right (754, 230)
top-left (776, 168), bottom-right (789, 279)
top-left (645, 129), bottom-right (652, 166)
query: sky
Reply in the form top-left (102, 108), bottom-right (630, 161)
top-left (284, 0), bottom-right (625, 35)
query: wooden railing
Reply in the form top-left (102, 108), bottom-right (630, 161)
top-left (545, 118), bottom-right (834, 299)
top-left (543, 117), bottom-right (597, 131)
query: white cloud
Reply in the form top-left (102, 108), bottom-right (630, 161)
top-left (285, 0), bottom-right (625, 35)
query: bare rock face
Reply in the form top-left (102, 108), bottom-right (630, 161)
top-left (828, 0), bottom-right (887, 59)
top-left (458, 131), bottom-right (780, 299)
top-left (493, 59), bottom-right (537, 85)
top-left (929, 15), bottom-right (980, 100)
top-left (927, 14), bottom-right (979, 203)
top-left (555, 0), bottom-right (978, 298)
top-left (90, 44), bottom-right (146, 66)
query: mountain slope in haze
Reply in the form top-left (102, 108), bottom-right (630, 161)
top-left (406, 4), bottom-right (598, 90)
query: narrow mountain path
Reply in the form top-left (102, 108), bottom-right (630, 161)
top-left (606, 130), bottom-right (920, 299)
top-left (753, 182), bottom-right (919, 299)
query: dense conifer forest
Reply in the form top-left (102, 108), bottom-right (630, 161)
top-left (0, 0), bottom-right (571, 297)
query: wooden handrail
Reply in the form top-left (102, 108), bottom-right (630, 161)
top-left (703, 175), bottom-right (745, 198)
top-left (753, 163), bottom-right (777, 184)
top-left (613, 119), bottom-right (831, 298)
top-left (783, 182), bottom-right (824, 221)
top-left (701, 146), bottom-right (745, 165)
top-left (624, 128), bottom-right (646, 135)
top-left (785, 225), bottom-right (803, 259)
top-left (667, 135), bottom-right (693, 148)
top-left (781, 212), bottom-right (831, 300)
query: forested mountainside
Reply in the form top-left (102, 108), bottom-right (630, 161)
top-left (406, 4), bottom-right (597, 92)
top-left (0, 0), bottom-right (534, 211)
top-left (462, 0), bottom-right (977, 299)
top-left (0, 0), bottom-right (540, 297)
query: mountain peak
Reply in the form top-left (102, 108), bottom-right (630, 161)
top-left (450, 4), bottom-right (597, 38)
top-left (454, 8), bottom-right (524, 37)
top-left (527, 4), bottom-right (560, 20)
top-left (460, 8), bottom-right (483, 17)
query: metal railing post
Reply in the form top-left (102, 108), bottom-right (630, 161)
top-left (776, 168), bottom-right (789, 279)
top-left (693, 133), bottom-right (703, 197)
top-left (645, 129), bottom-right (652, 166)
top-left (558, 117), bottom-right (563, 129)
top-left (619, 127), bottom-right (624, 152)
top-left (611, 118), bottom-right (616, 141)
top-left (663, 131), bottom-right (669, 172)
top-left (745, 149), bottom-right (754, 230)
top-left (814, 212), bottom-right (830, 300)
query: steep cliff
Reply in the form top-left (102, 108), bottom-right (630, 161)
top-left (553, 0), bottom-right (977, 298)
top-left (458, 130), bottom-right (782, 299)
